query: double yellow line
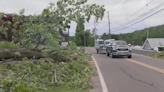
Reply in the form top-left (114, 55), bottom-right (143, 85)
top-left (126, 59), bottom-right (164, 74)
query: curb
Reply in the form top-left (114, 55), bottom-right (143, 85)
top-left (91, 56), bottom-right (108, 92)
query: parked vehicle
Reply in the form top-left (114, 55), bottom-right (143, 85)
top-left (95, 39), bottom-right (115, 54)
top-left (106, 40), bottom-right (132, 58)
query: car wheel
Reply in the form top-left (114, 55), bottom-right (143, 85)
top-left (97, 50), bottom-right (99, 54)
top-left (128, 55), bottom-right (132, 58)
top-left (110, 52), bottom-right (115, 58)
top-left (107, 53), bottom-right (109, 56)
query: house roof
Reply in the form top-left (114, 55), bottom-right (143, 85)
top-left (143, 38), bottom-right (164, 48)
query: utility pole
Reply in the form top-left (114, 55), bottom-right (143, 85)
top-left (84, 30), bottom-right (86, 48)
top-left (107, 11), bottom-right (111, 39)
top-left (94, 18), bottom-right (96, 41)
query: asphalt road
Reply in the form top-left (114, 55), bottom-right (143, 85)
top-left (86, 47), bottom-right (164, 92)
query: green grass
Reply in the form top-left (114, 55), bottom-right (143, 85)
top-left (148, 51), bottom-right (164, 59)
top-left (0, 64), bottom-right (5, 72)
top-left (36, 86), bottom-right (88, 92)
top-left (0, 41), bottom-right (19, 48)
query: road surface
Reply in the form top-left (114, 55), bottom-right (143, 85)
top-left (86, 47), bottom-right (164, 92)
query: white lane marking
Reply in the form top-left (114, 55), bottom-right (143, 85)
top-left (92, 56), bottom-right (108, 92)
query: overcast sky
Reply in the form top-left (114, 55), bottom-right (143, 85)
top-left (0, 0), bottom-right (164, 36)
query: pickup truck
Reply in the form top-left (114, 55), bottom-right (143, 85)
top-left (106, 40), bottom-right (132, 58)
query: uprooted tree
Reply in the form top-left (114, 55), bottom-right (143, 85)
top-left (0, 0), bottom-right (105, 61)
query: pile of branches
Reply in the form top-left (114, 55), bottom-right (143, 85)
top-left (0, 47), bottom-right (95, 92)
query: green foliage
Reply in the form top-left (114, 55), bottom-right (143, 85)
top-left (0, 41), bottom-right (20, 48)
top-left (75, 18), bottom-right (85, 46)
top-left (0, 46), bottom-right (94, 92)
top-left (36, 86), bottom-right (88, 92)
top-left (0, 0), bottom-right (105, 91)
top-left (113, 24), bottom-right (164, 45)
top-left (1, 0), bottom-right (105, 50)
top-left (75, 26), bottom-right (95, 47)
top-left (148, 51), bottom-right (164, 59)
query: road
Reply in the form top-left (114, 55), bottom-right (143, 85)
top-left (86, 47), bottom-right (164, 92)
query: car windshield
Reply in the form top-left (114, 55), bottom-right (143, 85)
top-left (113, 41), bottom-right (127, 45)
top-left (99, 41), bottom-right (104, 44)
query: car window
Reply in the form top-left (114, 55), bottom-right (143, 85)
top-left (99, 41), bottom-right (104, 44)
top-left (115, 41), bottom-right (127, 45)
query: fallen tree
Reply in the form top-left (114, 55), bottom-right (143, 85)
top-left (0, 48), bottom-right (77, 62)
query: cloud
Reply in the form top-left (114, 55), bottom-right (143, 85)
top-left (0, 0), bottom-right (164, 36)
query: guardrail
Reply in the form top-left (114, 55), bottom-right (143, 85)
top-left (132, 48), bottom-right (154, 55)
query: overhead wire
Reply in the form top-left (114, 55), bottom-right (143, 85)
top-left (128, 0), bottom-right (154, 19)
top-left (109, 0), bottom-right (132, 12)
top-left (112, 1), bottom-right (164, 30)
top-left (111, 7), bottom-right (164, 32)
top-left (111, 0), bottom-right (154, 27)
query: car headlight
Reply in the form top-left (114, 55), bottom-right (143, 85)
top-left (128, 47), bottom-right (132, 52)
top-left (112, 46), bottom-right (117, 50)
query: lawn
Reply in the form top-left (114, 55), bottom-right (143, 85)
top-left (36, 86), bottom-right (88, 92)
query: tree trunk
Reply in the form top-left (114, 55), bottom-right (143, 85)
top-left (0, 48), bottom-right (77, 62)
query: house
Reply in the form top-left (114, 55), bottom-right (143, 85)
top-left (142, 38), bottom-right (164, 50)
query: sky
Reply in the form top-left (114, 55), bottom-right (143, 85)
top-left (0, 0), bottom-right (164, 36)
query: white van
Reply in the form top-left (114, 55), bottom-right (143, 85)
top-left (95, 39), bottom-right (115, 54)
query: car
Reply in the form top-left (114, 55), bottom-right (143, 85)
top-left (94, 39), bottom-right (106, 54)
top-left (106, 40), bottom-right (132, 58)
top-left (94, 39), bottom-right (115, 54)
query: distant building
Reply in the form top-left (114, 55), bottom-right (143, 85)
top-left (142, 38), bottom-right (164, 50)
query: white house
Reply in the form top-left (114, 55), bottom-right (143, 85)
top-left (142, 38), bottom-right (164, 50)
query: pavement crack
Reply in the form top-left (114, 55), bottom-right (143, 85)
top-left (120, 68), bottom-right (156, 88)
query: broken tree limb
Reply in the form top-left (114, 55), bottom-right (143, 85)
top-left (0, 48), bottom-right (77, 62)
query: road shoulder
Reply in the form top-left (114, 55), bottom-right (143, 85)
top-left (89, 57), bottom-right (103, 92)
top-left (89, 56), bottom-right (108, 92)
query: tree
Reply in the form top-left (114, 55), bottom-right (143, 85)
top-left (0, 0), bottom-right (105, 49)
top-left (115, 24), bottom-right (164, 45)
top-left (0, 0), bottom-right (106, 91)
top-left (75, 17), bottom-right (85, 46)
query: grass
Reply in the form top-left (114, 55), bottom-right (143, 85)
top-left (36, 86), bottom-right (88, 92)
top-left (148, 51), bottom-right (164, 59)
top-left (0, 41), bottom-right (19, 48)
top-left (0, 64), bottom-right (5, 73)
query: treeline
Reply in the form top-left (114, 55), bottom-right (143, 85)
top-left (72, 21), bottom-right (164, 46)
top-left (101, 24), bottom-right (164, 45)
top-left (72, 17), bottom-right (96, 47)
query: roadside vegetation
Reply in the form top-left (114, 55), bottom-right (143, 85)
top-left (100, 24), bottom-right (164, 45)
top-left (0, 0), bottom-right (105, 92)
top-left (148, 51), bottom-right (164, 59)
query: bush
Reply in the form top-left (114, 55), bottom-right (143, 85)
top-left (0, 41), bottom-right (20, 48)
top-left (0, 47), bottom-right (94, 92)
top-left (148, 51), bottom-right (164, 59)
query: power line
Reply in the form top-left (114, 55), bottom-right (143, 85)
top-left (127, 0), bottom-right (154, 19)
top-left (111, 7), bottom-right (164, 32)
top-left (112, 1), bottom-right (164, 30)
top-left (109, 0), bottom-right (131, 12)
top-left (110, 0), bottom-right (153, 25)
